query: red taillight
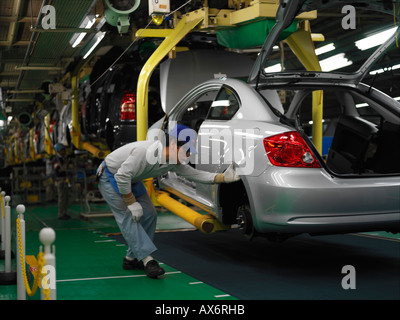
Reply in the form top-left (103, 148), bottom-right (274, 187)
top-left (263, 131), bottom-right (320, 168)
top-left (120, 91), bottom-right (136, 121)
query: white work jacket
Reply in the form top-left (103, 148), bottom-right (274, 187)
top-left (104, 140), bottom-right (217, 195)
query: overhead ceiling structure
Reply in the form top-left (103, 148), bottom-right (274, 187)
top-left (0, 0), bottom-right (399, 121)
top-left (0, 0), bottom-right (110, 117)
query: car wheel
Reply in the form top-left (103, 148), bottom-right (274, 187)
top-left (236, 204), bottom-right (255, 239)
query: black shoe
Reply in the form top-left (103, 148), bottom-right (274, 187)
top-left (145, 260), bottom-right (165, 278)
top-left (58, 214), bottom-right (71, 220)
top-left (123, 257), bottom-right (144, 270)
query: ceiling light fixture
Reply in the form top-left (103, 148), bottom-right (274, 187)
top-left (355, 26), bottom-right (397, 51)
top-left (264, 63), bottom-right (282, 73)
top-left (70, 15), bottom-right (96, 48)
top-left (319, 53), bottom-right (353, 71)
top-left (369, 63), bottom-right (400, 75)
top-left (315, 43), bottom-right (335, 55)
top-left (83, 31), bottom-right (106, 59)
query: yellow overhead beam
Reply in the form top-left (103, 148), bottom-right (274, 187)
top-left (70, 72), bottom-right (108, 159)
top-left (135, 14), bottom-right (204, 141)
top-left (135, 2), bottom-right (317, 141)
top-left (286, 21), bottom-right (323, 153)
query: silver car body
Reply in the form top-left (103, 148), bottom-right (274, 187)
top-left (152, 76), bottom-right (400, 236)
top-left (149, 0), bottom-right (400, 238)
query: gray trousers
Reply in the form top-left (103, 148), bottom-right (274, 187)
top-left (98, 173), bottom-right (158, 261)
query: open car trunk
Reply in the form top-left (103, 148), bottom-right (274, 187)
top-left (270, 85), bottom-right (400, 176)
top-left (250, 0), bottom-right (400, 177)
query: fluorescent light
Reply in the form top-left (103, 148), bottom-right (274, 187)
top-left (369, 68), bottom-right (385, 75)
top-left (356, 103), bottom-right (368, 108)
top-left (319, 53), bottom-right (353, 71)
top-left (72, 33), bottom-right (87, 48)
top-left (370, 63), bottom-right (400, 75)
top-left (264, 63), bottom-right (282, 73)
top-left (355, 26), bottom-right (397, 51)
top-left (315, 43), bottom-right (335, 55)
top-left (83, 31), bottom-right (106, 59)
top-left (394, 96), bottom-right (400, 101)
top-left (70, 15), bottom-right (96, 48)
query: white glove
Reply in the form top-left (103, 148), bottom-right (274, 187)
top-left (127, 202), bottom-right (143, 222)
top-left (223, 163), bottom-right (240, 183)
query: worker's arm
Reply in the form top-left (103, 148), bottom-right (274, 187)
top-left (174, 162), bottom-right (240, 184)
top-left (122, 192), bottom-right (143, 222)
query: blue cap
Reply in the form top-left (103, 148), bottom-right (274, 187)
top-left (169, 124), bottom-right (197, 154)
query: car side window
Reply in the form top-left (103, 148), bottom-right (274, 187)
top-left (207, 86), bottom-right (240, 120)
top-left (178, 89), bottom-right (220, 132)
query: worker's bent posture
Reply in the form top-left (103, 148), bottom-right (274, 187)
top-left (97, 124), bottom-right (240, 278)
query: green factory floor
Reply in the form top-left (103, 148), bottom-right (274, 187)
top-left (0, 202), bottom-right (237, 300)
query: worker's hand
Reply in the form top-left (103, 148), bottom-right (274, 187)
top-left (223, 162), bottom-right (240, 183)
top-left (127, 202), bottom-right (143, 222)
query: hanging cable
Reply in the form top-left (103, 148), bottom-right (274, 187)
top-left (90, 0), bottom-right (193, 88)
top-left (90, 19), bottom-right (152, 88)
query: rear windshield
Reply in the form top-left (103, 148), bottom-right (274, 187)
top-left (261, 4), bottom-right (399, 84)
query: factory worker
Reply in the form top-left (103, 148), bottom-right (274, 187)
top-left (53, 143), bottom-right (73, 220)
top-left (97, 124), bottom-right (240, 278)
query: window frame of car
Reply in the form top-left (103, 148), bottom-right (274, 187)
top-left (205, 85), bottom-right (242, 121)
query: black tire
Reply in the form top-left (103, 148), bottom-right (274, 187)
top-left (236, 203), bottom-right (255, 240)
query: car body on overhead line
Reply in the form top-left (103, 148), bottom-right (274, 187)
top-left (80, 45), bottom-right (164, 151)
top-left (148, 0), bottom-right (400, 241)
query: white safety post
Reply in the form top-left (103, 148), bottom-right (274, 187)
top-left (1, 190), bottom-right (5, 252)
top-left (39, 228), bottom-right (56, 300)
top-left (16, 204), bottom-right (26, 300)
top-left (0, 195), bottom-right (16, 285)
top-left (4, 195), bottom-right (11, 272)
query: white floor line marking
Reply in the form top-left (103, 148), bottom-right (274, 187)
top-left (214, 294), bottom-right (231, 298)
top-left (94, 240), bottom-right (116, 243)
top-left (57, 271), bottom-right (182, 283)
top-left (189, 281), bottom-right (203, 285)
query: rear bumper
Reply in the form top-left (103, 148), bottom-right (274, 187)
top-left (246, 167), bottom-right (400, 234)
